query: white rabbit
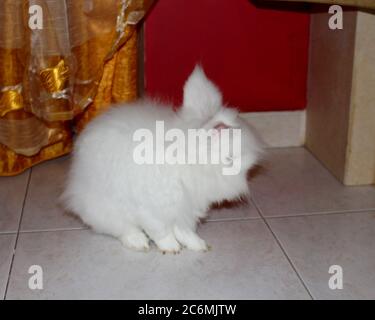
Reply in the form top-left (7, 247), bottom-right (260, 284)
top-left (62, 65), bottom-right (262, 253)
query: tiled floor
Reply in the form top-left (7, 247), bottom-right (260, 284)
top-left (1, 147), bottom-right (375, 299)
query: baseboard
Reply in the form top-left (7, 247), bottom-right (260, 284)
top-left (240, 110), bottom-right (306, 148)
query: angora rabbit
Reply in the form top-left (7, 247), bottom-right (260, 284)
top-left (63, 65), bottom-right (261, 253)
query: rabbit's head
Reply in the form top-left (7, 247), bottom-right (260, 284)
top-left (178, 65), bottom-right (262, 176)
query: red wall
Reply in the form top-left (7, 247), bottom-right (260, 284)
top-left (144, 0), bottom-right (310, 112)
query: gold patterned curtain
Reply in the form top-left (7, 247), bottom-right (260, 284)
top-left (261, 0), bottom-right (375, 10)
top-left (0, 0), bottom-right (154, 176)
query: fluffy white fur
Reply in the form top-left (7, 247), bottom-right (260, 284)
top-left (62, 65), bottom-right (262, 253)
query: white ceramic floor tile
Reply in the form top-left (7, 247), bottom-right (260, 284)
top-left (252, 148), bottom-right (375, 217)
top-left (7, 220), bottom-right (310, 299)
top-left (21, 156), bottom-right (84, 231)
top-left (0, 234), bottom-right (16, 299)
top-left (0, 171), bottom-right (29, 233)
top-left (268, 211), bottom-right (375, 299)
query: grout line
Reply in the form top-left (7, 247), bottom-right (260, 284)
top-left (250, 197), bottom-right (315, 300)
top-left (18, 227), bottom-right (89, 234)
top-left (205, 216), bottom-right (262, 223)
top-left (204, 202), bottom-right (375, 224)
top-left (0, 231), bottom-right (18, 236)
top-left (17, 217), bottom-right (261, 234)
top-left (260, 208), bottom-right (375, 220)
top-left (4, 168), bottom-right (32, 300)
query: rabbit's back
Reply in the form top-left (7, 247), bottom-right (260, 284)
top-left (63, 101), bottom-right (187, 231)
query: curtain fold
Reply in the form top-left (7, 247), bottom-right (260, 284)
top-left (0, 0), bottom-right (154, 176)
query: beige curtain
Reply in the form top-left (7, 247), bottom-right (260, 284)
top-left (0, 0), bottom-right (154, 176)
top-left (262, 0), bottom-right (375, 10)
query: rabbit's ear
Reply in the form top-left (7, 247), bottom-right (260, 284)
top-left (181, 65), bottom-right (222, 120)
top-left (202, 107), bottom-right (239, 130)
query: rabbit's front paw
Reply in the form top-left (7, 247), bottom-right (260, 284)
top-left (174, 226), bottom-right (208, 252)
top-left (155, 233), bottom-right (181, 254)
top-left (120, 231), bottom-right (150, 252)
